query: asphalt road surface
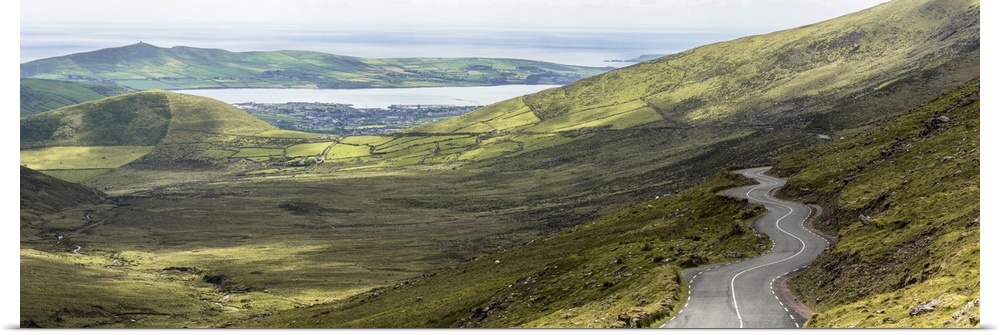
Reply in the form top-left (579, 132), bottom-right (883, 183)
top-left (662, 166), bottom-right (828, 328)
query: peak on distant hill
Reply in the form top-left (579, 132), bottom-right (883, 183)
top-left (20, 44), bottom-right (610, 90)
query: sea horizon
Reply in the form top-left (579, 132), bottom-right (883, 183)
top-left (20, 23), bottom-right (748, 67)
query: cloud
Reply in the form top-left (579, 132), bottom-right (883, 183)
top-left (21, 0), bottom-right (888, 31)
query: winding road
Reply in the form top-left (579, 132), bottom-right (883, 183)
top-left (662, 166), bottom-right (829, 328)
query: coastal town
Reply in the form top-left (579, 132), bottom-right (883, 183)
top-left (234, 102), bottom-right (480, 135)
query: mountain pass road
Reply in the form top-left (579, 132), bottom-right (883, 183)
top-left (662, 166), bottom-right (829, 328)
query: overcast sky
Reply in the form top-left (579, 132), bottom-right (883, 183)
top-left (22, 0), bottom-right (889, 31)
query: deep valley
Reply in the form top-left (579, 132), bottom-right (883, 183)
top-left (19, 0), bottom-right (980, 329)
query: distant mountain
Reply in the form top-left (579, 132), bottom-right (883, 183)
top-left (20, 79), bottom-right (136, 118)
top-left (19, 43), bottom-right (611, 90)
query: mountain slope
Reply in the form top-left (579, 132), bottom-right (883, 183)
top-left (773, 78), bottom-right (979, 328)
top-left (20, 43), bottom-right (609, 90)
top-left (20, 90), bottom-right (274, 149)
top-left (388, 0), bottom-right (979, 234)
top-left (20, 165), bottom-right (106, 219)
top-left (240, 79), bottom-right (980, 329)
top-left (20, 78), bottom-right (136, 118)
top-left (414, 0), bottom-right (978, 134)
top-left (19, 91), bottom-right (280, 178)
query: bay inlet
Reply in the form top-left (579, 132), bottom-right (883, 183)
top-left (173, 85), bottom-right (561, 109)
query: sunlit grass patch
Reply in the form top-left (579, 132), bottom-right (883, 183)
top-left (38, 169), bottom-right (111, 183)
top-left (527, 100), bottom-right (654, 132)
top-left (459, 138), bottom-right (521, 161)
top-left (338, 135), bottom-right (395, 147)
top-left (20, 146), bottom-right (154, 170)
top-left (505, 134), bottom-right (578, 157)
top-left (326, 144), bottom-right (372, 159)
top-left (232, 148), bottom-right (285, 158)
top-left (285, 142), bottom-right (334, 157)
top-left (256, 129), bottom-right (324, 139)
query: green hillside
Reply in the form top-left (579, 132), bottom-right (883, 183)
top-left (20, 43), bottom-right (610, 90)
top-left (20, 165), bottom-right (106, 219)
top-left (774, 78), bottom-right (979, 328)
top-left (238, 79), bottom-right (980, 330)
top-left (239, 170), bottom-right (766, 328)
top-left (20, 78), bottom-right (136, 117)
top-left (19, 91), bottom-right (281, 181)
top-left (17, 0), bottom-right (979, 329)
top-left (415, 0), bottom-right (978, 135)
top-left (381, 0), bottom-right (978, 224)
top-left (20, 91), bottom-right (173, 148)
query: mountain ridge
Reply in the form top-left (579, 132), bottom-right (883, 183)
top-left (412, 0), bottom-right (978, 135)
top-left (20, 43), bottom-right (610, 90)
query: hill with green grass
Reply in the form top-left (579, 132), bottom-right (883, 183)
top-left (19, 90), bottom-right (285, 181)
top-left (237, 79), bottom-right (980, 330)
top-left (773, 78), bottom-right (979, 328)
top-left (19, 43), bottom-right (610, 90)
top-left (20, 165), bottom-right (106, 220)
top-left (18, 0), bottom-right (979, 329)
top-left (415, 0), bottom-right (978, 136)
top-left (381, 0), bottom-right (978, 228)
top-left (20, 79), bottom-right (136, 118)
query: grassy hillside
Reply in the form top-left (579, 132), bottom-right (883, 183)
top-left (20, 78), bottom-right (136, 117)
top-left (238, 170), bottom-right (766, 328)
top-left (20, 166), bottom-right (106, 219)
top-left (415, 0), bottom-right (978, 135)
top-left (18, 0), bottom-right (979, 329)
top-left (383, 0), bottom-right (978, 217)
top-left (773, 78), bottom-right (979, 328)
top-left (19, 90), bottom-right (281, 181)
top-left (237, 81), bottom-right (980, 329)
top-left (20, 43), bottom-right (609, 90)
top-left (20, 91), bottom-right (173, 148)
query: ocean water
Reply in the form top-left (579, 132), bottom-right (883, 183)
top-left (21, 24), bottom-right (747, 108)
top-left (19, 23), bottom-right (744, 67)
top-left (174, 85), bottom-right (562, 109)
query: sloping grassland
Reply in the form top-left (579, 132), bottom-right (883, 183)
top-left (775, 78), bottom-right (979, 328)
